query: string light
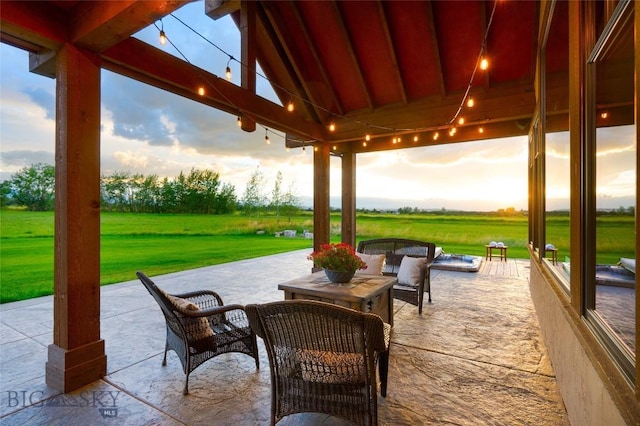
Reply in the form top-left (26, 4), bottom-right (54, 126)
top-left (158, 20), bottom-right (167, 45)
top-left (162, 3), bottom-right (498, 150)
top-left (458, 117), bottom-right (465, 125)
top-left (480, 56), bottom-right (489, 70)
top-left (265, 129), bottom-right (270, 144)
top-left (226, 57), bottom-right (233, 81)
top-left (197, 86), bottom-right (205, 96)
top-left (478, 127), bottom-right (484, 133)
top-left (601, 112), bottom-right (608, 119)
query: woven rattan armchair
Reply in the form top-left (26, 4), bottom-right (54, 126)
top-left (246, 300), bottom-right (390, 426)
top-left (357, 238), bottom-right (437, 314)
top-left (137, 271), bottom-right (259, 395)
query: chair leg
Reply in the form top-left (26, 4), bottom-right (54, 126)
top-left (379, 350), bottom-right (389, 397)
top-left (251, 333), bottom-right (260, 369)
top-left (183, 374), bottom-right (189, 395)
top-left (162, 342), bottom-right (169, 366)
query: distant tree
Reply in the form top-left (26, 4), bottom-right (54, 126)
top-left (242, 167), bottom-right (266, 217)
top-left (270, 171), bottom-right (284, 221)
top-left (0, 180), bottom-right (13, 208)
top-left (281, 181), bottom-right (301, 222)
top-left (215, 182), bottom-right (237, 214)
top-left (101, 171), bottom-right (131, 212)
top-left (10, 163), bottom-right (55, 211)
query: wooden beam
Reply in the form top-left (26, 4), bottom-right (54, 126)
top-left (205, 0), bottom-right (241, 20)
top-left (101, 37), bottom-right (328, 141)
top-left (425, 2), bottom-right (447, 98)
top-left (239, 0), bottom-right (256, 132)
top-left (341, 153), bottom-right (356, 247)
top-left (46, 44), bottom-right (106, 393)
top-left (69, 1), bottom-right (189, 52)
top-left (313, 143), bottom-right (331, 253)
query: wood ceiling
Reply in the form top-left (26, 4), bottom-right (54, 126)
top-left (0, 0), bottom-right (547, 153)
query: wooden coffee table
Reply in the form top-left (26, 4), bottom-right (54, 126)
top-left (278, 271), bottom-right (396, 326)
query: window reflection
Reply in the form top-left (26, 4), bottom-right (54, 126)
top-left (592, 8), bottom-right (635, 354)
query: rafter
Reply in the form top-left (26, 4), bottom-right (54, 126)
top-left (332, 1), bottom-right (373, 110)
top-left (377, 0), bottom-right (407, 105)
top-left (289, 0), bottom-right (344, 117)
top-left (424, 1), bottom-right (447, 98)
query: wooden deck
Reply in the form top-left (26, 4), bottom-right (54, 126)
top-left (478, 256), bottom-right (530, 278)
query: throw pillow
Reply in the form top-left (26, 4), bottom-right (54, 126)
top-left (397, 256), bottom-right (427, 287)
top-left (166, 294), bottom-right (214, 340)
top-left (355, 252), bottom-right (385, 275)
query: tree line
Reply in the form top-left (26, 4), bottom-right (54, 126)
top-left (1, 163), bottom-right (302, 218)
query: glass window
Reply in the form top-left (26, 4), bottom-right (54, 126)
top-left (589, 2), bottom-right (635, 364)
top-left (544, 0), bottom-right (570, 284)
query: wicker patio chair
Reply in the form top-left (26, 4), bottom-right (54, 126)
top-left (246, 300), bottom-right (390, 426)
top-left (357, 238), bottom-right (437, 314)
top-left (137, 271), bottom-right (259, 395)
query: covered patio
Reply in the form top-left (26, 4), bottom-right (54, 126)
top-left (1, 251), bottom-right (568, 424)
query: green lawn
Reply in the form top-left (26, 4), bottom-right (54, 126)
top-left (1, 209), bottom-right (634, 303)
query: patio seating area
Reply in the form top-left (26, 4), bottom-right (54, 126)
top-left (0, 250), bottom-right (568, 425)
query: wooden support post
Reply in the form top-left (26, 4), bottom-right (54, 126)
top-left (341, 153), bottom-right (356, 247)
top-left (46, 44), bottom-right (106, 392)
top-left (239, 0), bottom-right (256, 132)
top-left (313, 143), bottom-right (330, 253)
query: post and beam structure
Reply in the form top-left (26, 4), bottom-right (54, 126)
top-left (45, 44), bottom-right (106, 392)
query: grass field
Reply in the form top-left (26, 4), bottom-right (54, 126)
top-left (1, 209), bottom-right (634, 303)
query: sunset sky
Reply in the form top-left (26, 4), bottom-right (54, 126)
top-left (0, 2), bottom-right (633, 212)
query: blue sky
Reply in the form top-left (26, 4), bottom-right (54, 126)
top-left (1, 2), bottom-right (632, 211)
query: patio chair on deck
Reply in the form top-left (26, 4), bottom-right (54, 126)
top-left (137, 271), bottom-right (259, 394)
top-left (246, 300), bottom-right (390, 426)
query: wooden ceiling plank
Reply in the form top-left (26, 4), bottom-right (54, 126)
top-left (377, 1), bottom-right (407, 105)
top-left (259, 2), bottom-right (329, 122)
top-left (101, 37), bottom-right (328, 141)
top-left (251, 5), bottom-right (320, 123)
top-left (332, 1), bottom-right (374, 110)
top-left (290, 0), bottom-right (344, 117)
top-left (424, 1), bottom-right (447, 98)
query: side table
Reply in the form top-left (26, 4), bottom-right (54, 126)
top-left (485, 245), bottom-right (508, 262)
top-left (545, 248), bottom-right (558, 265)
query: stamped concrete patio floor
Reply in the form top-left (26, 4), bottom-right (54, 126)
top-left (0, 250), bottom-right (568, 425)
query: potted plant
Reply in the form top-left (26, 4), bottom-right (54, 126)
top-left (307, 243), bottom-right (367, 283)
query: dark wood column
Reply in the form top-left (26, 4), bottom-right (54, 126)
top-left (46, 44), bottom-right (106, 392)
top-left (341, 153), bottom-right (356, 247)
top-left (313, 143), bottom-right (330, 252)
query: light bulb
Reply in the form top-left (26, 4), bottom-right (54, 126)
top-left (433, 132), bottom-right (439, 140)
top-left (458, 117), bottom-right (465, 125)
top-left (237, 116), bottom-right (242, 127)
top-left (265, 135), bottom-right (270, 144)
top-left (480, 57), bottom-right (489, 70)
top-left (413, 135), bottom-right (418, 142)
top-left (363, 141), bottom-right (367, 147)
top-left (601, 112), bottom-right (608, 119)
top-left (467, 97), bottom-right (475, 107)
top-left (197, 86), bottom-right (205, 96)
top-left (287, 100), bottom-right (294, 112)
top-left (333, 145), bottom-right (337, 150)
top-left (478, 127), bottom-right (484, 133)
top-left (159, 30), bottom-right (167, 46)
top-left (329, 121), bottom-right (336, 132)
top-left (365, 133), bottom-right (370, 141)
top-left (226, 66), bottom-right (232, 81)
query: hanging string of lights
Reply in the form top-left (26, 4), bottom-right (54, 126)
top-left (157, 0), bottom-right (498, 149)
